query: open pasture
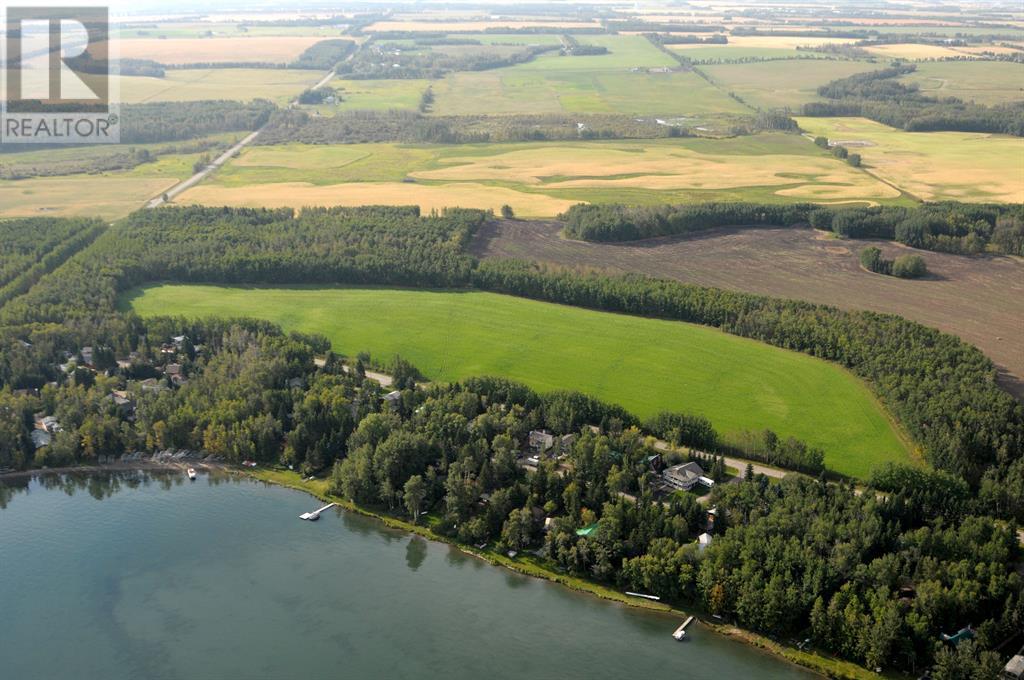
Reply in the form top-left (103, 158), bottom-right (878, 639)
top-left (898, 61), bottom-right (1024, 106)
top-left (328, 79), bottom-right (431, 111)
top-left (126, 285), bottom-right (913, 478)
top-left (702, 60), bottom-right (881, 110)
top-left (431, 68), bottom-right (746, 116)
top-left (473, 220), bottom-right (1024, 399)
top-left (796, 117), bottom-right (1024, 203)
top-left (118, 68), bottom-right (324, 104)
top-left (0, 176), bottom-right (176, 221)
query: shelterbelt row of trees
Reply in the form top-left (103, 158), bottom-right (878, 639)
top-left (0, 206), bottom-right (1020, 519)
top-left (256, 109), bottom-right (722, 144)
top-left (804, 64), bottom-right (1024, 136)
top-left (0, 314), bottom-right (1018, 677)
top-left (560, 201), bottom-right (1024, 255)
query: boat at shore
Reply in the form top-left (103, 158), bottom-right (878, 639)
top-left (187, 468), bottom-right (196, 480)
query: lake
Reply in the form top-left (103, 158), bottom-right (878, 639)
top-left (0, 471), bottom-right (817, 679)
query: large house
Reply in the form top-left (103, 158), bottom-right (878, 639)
top-left (663, 461), bottom-right (705, 491)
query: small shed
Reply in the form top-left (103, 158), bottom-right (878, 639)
top-left (698, 532), bottom-right (713, 551)
top-left (1002, 655), bottom-right (1024, 679)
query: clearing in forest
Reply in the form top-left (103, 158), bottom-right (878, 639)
top-left (126, 284), bottom-right (914, 479)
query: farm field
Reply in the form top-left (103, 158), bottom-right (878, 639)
top-left (702, 60), bottom-right (881, 110)
top-left (109, 36), bottom-right (327, 63)
top-left (796, 117), bottom-right (1024, 202)
top-left (471, 220), bottom-right (1024, 398)
top-left (328, 79), bottom-right (432, 111)
top-left (898, 61), bottom-right (1024, 106)
top-left (427, 35), bottom-right (745, 116)
top-left (0, 176), bottom-right (176, 221)
top-left (0, 151), bottom-right (207, 220)
top-left (117, 69), bottom-right (324, 104)
top-left (190, 135), bottom-right (904, 214)
top-left (431, 68), bottom-right (747, 116)
top-left (125, 284), bottom-right (913, 478)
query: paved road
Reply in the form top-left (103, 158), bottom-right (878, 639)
top-left (652, 440), bottom-right (787, 480)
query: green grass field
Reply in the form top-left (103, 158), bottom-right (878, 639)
top-left (702, 60), bottom-right (881, 110)
top-left (427, 34), bottom-right (747, 116)
top-left (188, 134), bottom-right (906, 213)
top-left (125, 285), bottom-right (913, 478)
top-left (898, 61), bottom-right (1024, 106)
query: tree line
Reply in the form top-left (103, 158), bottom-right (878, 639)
top-left (804, 64), bottom-right (1024, 136)
top-left (0, 206), bottom-right (1020, 522)
top-left (560, 201), bottom-right (1024, 256)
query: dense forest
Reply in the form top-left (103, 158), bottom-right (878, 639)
top-left (120, 100), bottom-right (276, 144)
top-left (560, 201), bottom-right (1024, 255)
top-left (804, 64), bottom-right (1024, 136)
top-left (0, 207), bottom-right (1021, 523)
top-left (336, 42), bottom-right (557, 79)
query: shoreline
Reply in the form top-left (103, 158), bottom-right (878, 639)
top-left (2, 462), bottom-right (890, 679)
top-left (245, 467), bottom-right (889, 680)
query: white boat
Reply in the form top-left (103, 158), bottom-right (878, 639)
top-left (187, 467), bottom-right (197, 480)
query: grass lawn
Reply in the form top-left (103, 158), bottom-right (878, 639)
top-left (795, 117), bottom-right (1024, 202)
top-left (194, 135), bottom-right (904, 214)
top-left (117, 68), bottom-right (325, 104)
top-left (126, 285), bottom-right (913, 478)
top-left (702, 60), bottom-right (881, 110)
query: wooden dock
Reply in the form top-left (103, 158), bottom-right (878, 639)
top-left (299, 503), bottom-right (336, 521)
top-left (672, 615), bottom-right (695, 640)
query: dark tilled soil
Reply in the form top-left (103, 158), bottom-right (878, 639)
top-left (472, 220), bottom-right (1024, 399)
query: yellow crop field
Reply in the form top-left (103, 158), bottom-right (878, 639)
top-left (110, 36), bottom-right (326, 63)
top-left (412, 144), bottom-right (899, 200)
top-left (365, 20), bottom-right (599, 32)
top-left (117, 68), bottom-right (324, 104)
top-left (796, 117), bottom-right (1024, 202)
top-left (863, 43), bottom-right (970, 59)
top-left (0, 176), bottom-right (176, 221)
top-left (175, 181), bottom-right (578, 217)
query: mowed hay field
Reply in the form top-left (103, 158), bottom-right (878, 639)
top-left (796, 117), bottom-right (1024, 202)
top-left (702, 60), bottom-right (881, 110)
top-left (472, 220), bottom-right (1024, 398)
top-left (183, 135), bottom-right (904, 216)
top-left (118, 69), bottom-right (324, 104)
top-left (109, 36), bottom-right (327, 64)
top-left (126, 285), bottom-right (912, 478)
top-left (898, 61), bottom-right (1024, 106)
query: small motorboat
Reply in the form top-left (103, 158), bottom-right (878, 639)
top-left (187, 467), bottom-right (197, 480)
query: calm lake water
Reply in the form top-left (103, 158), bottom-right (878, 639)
top-left (0, 472), bottom-right (817, 680)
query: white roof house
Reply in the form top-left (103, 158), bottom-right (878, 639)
top-left (663, 462), bottom-right (705, 491)
top-left (698, 533), bottom-right (713, 551)
top-left (1004, 655), bottom-right (1024, 679)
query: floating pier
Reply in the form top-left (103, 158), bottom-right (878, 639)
top-left (672, 616), bottom-right (695, 640)
top-left (299, 503), bottom-right (336, 521)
